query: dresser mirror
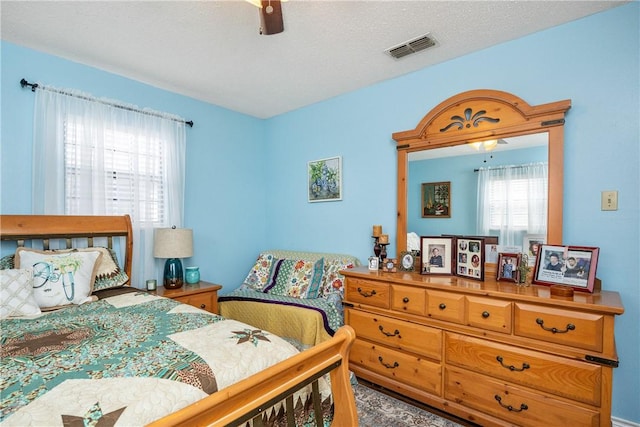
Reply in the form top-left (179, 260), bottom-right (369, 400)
top-left (393, 89), bottom-right (571, 257)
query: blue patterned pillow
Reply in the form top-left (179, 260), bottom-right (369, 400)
top-left (264, 258), bottom-right (324, 299)
top-left (0, 254), bottom-right (15, 270)
top-left (242, 253), bottom-right (277, 291)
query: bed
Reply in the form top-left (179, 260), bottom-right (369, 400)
top-left (219, 250), bottom-right (360, 348)
top-left (0, 214), bottom-right (357, 426)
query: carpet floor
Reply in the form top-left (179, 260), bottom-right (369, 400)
top-left (353, 381), bottom-right (470, 427)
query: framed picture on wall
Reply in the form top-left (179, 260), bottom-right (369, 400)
top-left (421, 181), bottom-right (451, 218)
top-left (308, 156), bottom-right (342, 202)
top-left (532, 245), bottom-right (599, 292)
top-left (455, 237), bottom-right (485, 281)
top-left (420, 236), bottom-right (454, 275)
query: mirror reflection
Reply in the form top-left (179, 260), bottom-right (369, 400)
top-left (407, 133), bottom-right (548, 247)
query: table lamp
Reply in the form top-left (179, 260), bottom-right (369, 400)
top-left (153, 226), bottom-right (193, 289)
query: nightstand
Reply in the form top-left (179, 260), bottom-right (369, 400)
top-left (154, 281), bottom-right (222, 314)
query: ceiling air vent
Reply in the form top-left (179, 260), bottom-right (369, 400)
top-left (386, 33), bottom-right (437, 59)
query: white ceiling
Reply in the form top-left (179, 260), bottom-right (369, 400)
top-left (1, 1), bottom-right (628, 119)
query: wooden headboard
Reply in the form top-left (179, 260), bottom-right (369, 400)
top-left (0, 214), bottom-right (133, 283)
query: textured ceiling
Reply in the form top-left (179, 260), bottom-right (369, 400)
top-left (1, 1), bottom-right (628, 119)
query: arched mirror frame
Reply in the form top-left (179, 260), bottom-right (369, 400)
top-left (393, 89), bottom-right (571, 258)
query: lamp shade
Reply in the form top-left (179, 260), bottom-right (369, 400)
top-left (153, 227), bottom-right (193, 259)
top-left (153, 227), bottom-right (193, 289)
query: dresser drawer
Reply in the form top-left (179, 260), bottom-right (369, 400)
top-left (445, 367), bottom-right (599, 427)
top-left (345, 278), bottom-right (390, 308)
top-left (445, 333), bottom-right (602, 405)
top-left (351, 339), bottom-right (441, 396)
top-left (173, 293), bottom-right (215, 313)
top-left (391, 285), bottom-right (426, 315)
top-left (348, 309), bottom-right (441, 360)
top-left (515, 303), bottom-right (604, 352)
top-left (426, 290), bottom-right (465, 324)
top-left (465, 296), bottom-right (512, 333)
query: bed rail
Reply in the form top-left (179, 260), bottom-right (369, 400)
top-left (148, 325), bottom-right (358, 427)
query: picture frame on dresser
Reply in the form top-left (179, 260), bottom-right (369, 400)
top-left (420, 236), bottom-right (453, 275)
top-left (455, 237), bottom-right (485, 280)
top-left (532, 244), bottom-right (599, 292)
top-left (497, 252), bottom-right (521, 282)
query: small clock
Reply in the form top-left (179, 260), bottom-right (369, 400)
top-left (399, 251), bottom-right (415, 272)
top-left (382, 258), bottom-right (397, 272)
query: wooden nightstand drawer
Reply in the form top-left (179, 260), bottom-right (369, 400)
top-left (345, 278), bottom-right (390, 308)
top-left (155, 281), bottom-right (222, 314)
top-left (347, 309), bottom-right (441, 360)
top-left (445, 333), bottom-right (602, 405)
top-left (173, 293), bottom-right (215, 312)
top-left (515, 303), bottom-right (604, 352)
top-left (466, 296), bottom-right (512, 333)
top-left (391, 284), bottom-right (426, 315)
top-left (445, 367), bottom-right (599, 426)
top-left (426, 290), bottom-right (465, 324)
top-left (351, 339), bottom-right (441, 396)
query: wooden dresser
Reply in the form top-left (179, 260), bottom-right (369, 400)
top-left (341, 267), bottom-right (624, 427)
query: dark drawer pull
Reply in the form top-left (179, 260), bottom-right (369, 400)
top-left (200, 304), bottom-right (206, 309)
top-left (378, 356), bottom-right (399, 369)
top-left (496, 355), bottom-right (530, 372)
top-left (438, 303), bottom-right (447, 310)
top-left (402, 297), bottom-right (409, 303)
top-left (482, 311), bottom-right (490, 318)
top-left (357, 287), bottom-right (377, 298)
top-left (536, 318), bottom-right (575, 334)
top-left (379, 325), bottom-right (400, 337)
top-left (494, 395), bottom-right (528, 412)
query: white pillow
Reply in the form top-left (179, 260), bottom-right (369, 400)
top-left (0, 268), bottom-right (42, 319)
top-left (16, 248), bottom-right (102, 310)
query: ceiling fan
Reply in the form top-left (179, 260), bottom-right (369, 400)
top-left (246, 0), bottom-right (285, 35)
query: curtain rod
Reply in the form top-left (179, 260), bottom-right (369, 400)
top-left (474, 162), bottom-right (547, 172)
top-left (20, 78), bottom-right (193, 128)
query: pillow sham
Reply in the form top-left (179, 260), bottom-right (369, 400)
top-left (265, 258), bottom-right (324, 299)
top-left (61, 247), bottom-right (129, 291)
top-left (242, 253), bottom-right (277, 291)
top-left (15, 248), bottom-right (102, 309)
top-left (0, 254), bottom-right (15, 270)
top-left (319, 258), bottom-right (356, 298)
top-left (0, 268), bottom-right (41, 319)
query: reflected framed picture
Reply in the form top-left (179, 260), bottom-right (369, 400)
top-left (532, 245), bottom-right (599, 292)
top-left (421, 181), bottom-right (451, 218)
top-left (308, 156), bottom-right (342, 202)
top-left (497, 252), bottom-right (521, 283)
top-left (523, 234), bottom-right (545, 266)
top-left (420, 236), bottom-right (453, 275)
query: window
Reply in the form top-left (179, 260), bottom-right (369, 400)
top-left (33, 86), bottom-right (186, 287)
top-left (477, 163), bottom-right (548, 246)
top-left (64, 122), bottom-right (166, 224)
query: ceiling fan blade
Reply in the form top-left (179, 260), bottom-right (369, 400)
top-left (260, 0), bottom-right (284, 35)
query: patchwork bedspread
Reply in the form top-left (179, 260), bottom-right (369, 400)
top-left (0, 291), bottom-right (331, 426)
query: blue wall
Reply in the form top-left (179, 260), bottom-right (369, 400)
top-left (407, 146), bottom-right (547, 236)
top-left (1, 3), bottom-right (638, 422)
top-left (0, 41), bottom-right (269, 290)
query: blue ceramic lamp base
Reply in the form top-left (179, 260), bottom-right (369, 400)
top-left (163, 258), bottom-right (184, 289)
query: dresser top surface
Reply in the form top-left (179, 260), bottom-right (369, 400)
top-left (341, 266), bottom-right (624, 315)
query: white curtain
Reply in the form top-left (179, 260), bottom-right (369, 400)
top-left (476, 162), bottom-right (548, 246)
top-left (32, 87), bottom-right (186, 287)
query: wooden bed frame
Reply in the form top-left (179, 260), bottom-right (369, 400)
top-left (0, 214), bottom-right (358, 426)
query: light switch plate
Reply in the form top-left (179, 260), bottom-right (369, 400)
top-left (601, 190), bottom-right (618, 211)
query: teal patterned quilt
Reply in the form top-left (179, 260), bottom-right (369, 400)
top-left (0, 291), bottom-right (332, 426)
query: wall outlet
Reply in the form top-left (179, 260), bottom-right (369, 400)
top-left (601, 190), bottom-right (618, 211)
